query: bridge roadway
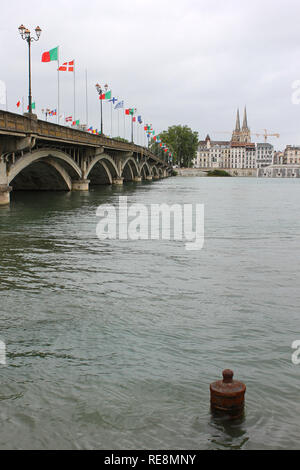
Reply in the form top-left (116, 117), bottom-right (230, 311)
top-left (0, 110), bottom-right (171, 204)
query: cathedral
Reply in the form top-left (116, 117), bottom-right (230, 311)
top-left (195, 107), bottom-right (273, 170)
top-left (231, 107), bottom-right (251, 143)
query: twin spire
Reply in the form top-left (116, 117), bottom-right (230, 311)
top-left (235, 106), bottom-right (249, 131)
top-left (232, 106), bottom-right (251, 143)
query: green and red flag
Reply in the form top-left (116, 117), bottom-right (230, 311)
top-left (41, 46), bottom-right (58, 62)
top-left (27, 102), bottom-right (36, 110)
top-left (100, 91), bottom-right (111, 100)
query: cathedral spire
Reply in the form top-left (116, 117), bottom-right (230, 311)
top-left (242, 106), bottom-right (248, 130)
top-left (235, 109), bottom-right (240, 131)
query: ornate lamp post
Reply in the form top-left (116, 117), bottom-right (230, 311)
top-left (42, 108), bottom-right (50, 121)
top-left (18, 24), bottom-right (42, 115)
top-left (95, 83), bottom-right (108, 135)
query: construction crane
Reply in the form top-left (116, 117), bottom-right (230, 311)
top-left (259, 129), bottom-right (280, 143)
top-left (213, 130), bottom-right (280, 143)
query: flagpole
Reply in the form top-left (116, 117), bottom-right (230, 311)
top-left (74, 59), bottom-right (76, 124)
top-left (118, 109), bottom-right (120, 137)
top-left (111, 101), bottom-right (112, 137)
top-left (57, 46), bottom-right (60, 124)
top-left (124, 111), bottom-right (125, 139)
top-left (85, 69), bottom-right (88, 126)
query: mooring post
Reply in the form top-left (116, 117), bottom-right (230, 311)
top-left (210, 369), bottom-right (246, 419)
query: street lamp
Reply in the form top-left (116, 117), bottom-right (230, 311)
top-left (42, 108), bottom-right (50, 121)
top-left (18, 24), bottom-right (42, 115)
top-left (95, 83), bottom-right (108, 135)
top-left (130, 108), bottom-right (137, 143)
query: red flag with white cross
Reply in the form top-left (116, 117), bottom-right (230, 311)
top-left (58, 60), bottom-right (74, 72)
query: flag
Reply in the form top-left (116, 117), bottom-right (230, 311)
top-left (109, 97), bottom-right (118, 104)
top-left (41, 46), bottom-right (58, 62)
top-left (88, 126), bottom-right (93, 132)
top-left (100, 91), bottom-right (111, 100)
top-left (16, 100), bottom-right (21, 108)
top-left (138, 116), bottom-right (142, 124)
top-left (27, 102), bottom-right (36, 110)
top-left (114, 100), bottom-right (124, 110)
top-left (129, 108), bottom-right (135, 115)
top-left (125, 109), bottom-right (130, 115)
top-left (144, 126), bottom-right (148, 131)
top-left (58, 60), bottom-right (74, 72)
top-left (132, 117), bottom-right (136, 122)
top-left (65, 116), bottom-right (72, 122)
top-left (0, 80), bottom-right (6, 105)
top-left (49, 109), bottom-right (57, 116)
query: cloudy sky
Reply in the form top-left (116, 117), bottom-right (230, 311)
top-left (1, 0), bottom-right (300, 149)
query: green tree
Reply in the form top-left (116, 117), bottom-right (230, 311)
top-left (149, 141), bottom-right (166, 160)
top-left (158, 125), bottom-right (198, 167)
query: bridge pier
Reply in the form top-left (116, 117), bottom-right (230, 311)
top-left (146, 176), bottom-right (153, 181)
top-left (133, 176), bottom-right (142, 182)
top-left (72, 179), bottom-right (90, 191)
top-left (112, 177), bottom-right (124, 185)
top-left (153, 175), bottom-right (159, 180)
top-left (0, 185), bottom-right (12, 205)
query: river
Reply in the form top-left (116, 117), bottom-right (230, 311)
top-left (0, 176), bottom-right (300, 449)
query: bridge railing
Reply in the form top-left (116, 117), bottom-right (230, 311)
top-left (0, 110), bottom-right (168, 166)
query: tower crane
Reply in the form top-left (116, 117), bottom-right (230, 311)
top-left (213, 130), bottom-right (280, 142)
top-left (258, 129), bottom-right (280, 143)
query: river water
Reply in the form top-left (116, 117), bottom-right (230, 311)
top-left (0, 176), bottom-right (300, 450)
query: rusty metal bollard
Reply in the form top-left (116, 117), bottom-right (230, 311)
top-left (210, 369), bottom-right (246, 418)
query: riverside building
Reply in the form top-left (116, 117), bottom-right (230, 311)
top-left (195, 108), bottom-right (273, 170)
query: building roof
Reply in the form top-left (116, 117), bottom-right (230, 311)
top-left (198, 140), bottom-right (230, 147)
top-left (256, 143), bottom-right (273, 148)
top-left (231, 141), bottom-right (255, 149)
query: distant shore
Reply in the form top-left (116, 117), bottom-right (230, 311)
top-left (176, 168), bottom-right (257, 177)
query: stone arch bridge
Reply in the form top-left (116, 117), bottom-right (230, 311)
top-left (0, 111), bottom-right (171, 204)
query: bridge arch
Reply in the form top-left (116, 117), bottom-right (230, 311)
top-left (151, 165), bottom-right (159, 177)
top-left (158, 167), bottom-right (164, 177)
top-left (8, 148), bottom-right (82, 191)
top-left (121, 157), bottom-right (140, 181)
top-left (140, 161), bottom-right (152, 180)
top-left (43, 158), bottom-right (73, 190)
top-left (86, 153), bottom-right (119, 185)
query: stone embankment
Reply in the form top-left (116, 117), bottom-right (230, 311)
top-left (176, 168), bottom-right (257, 177)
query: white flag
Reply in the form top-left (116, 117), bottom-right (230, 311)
top-left (0, 80), bottom-right (6, 105)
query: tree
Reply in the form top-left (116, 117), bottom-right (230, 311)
top-left (158, 125), bottom-right (198, 167)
